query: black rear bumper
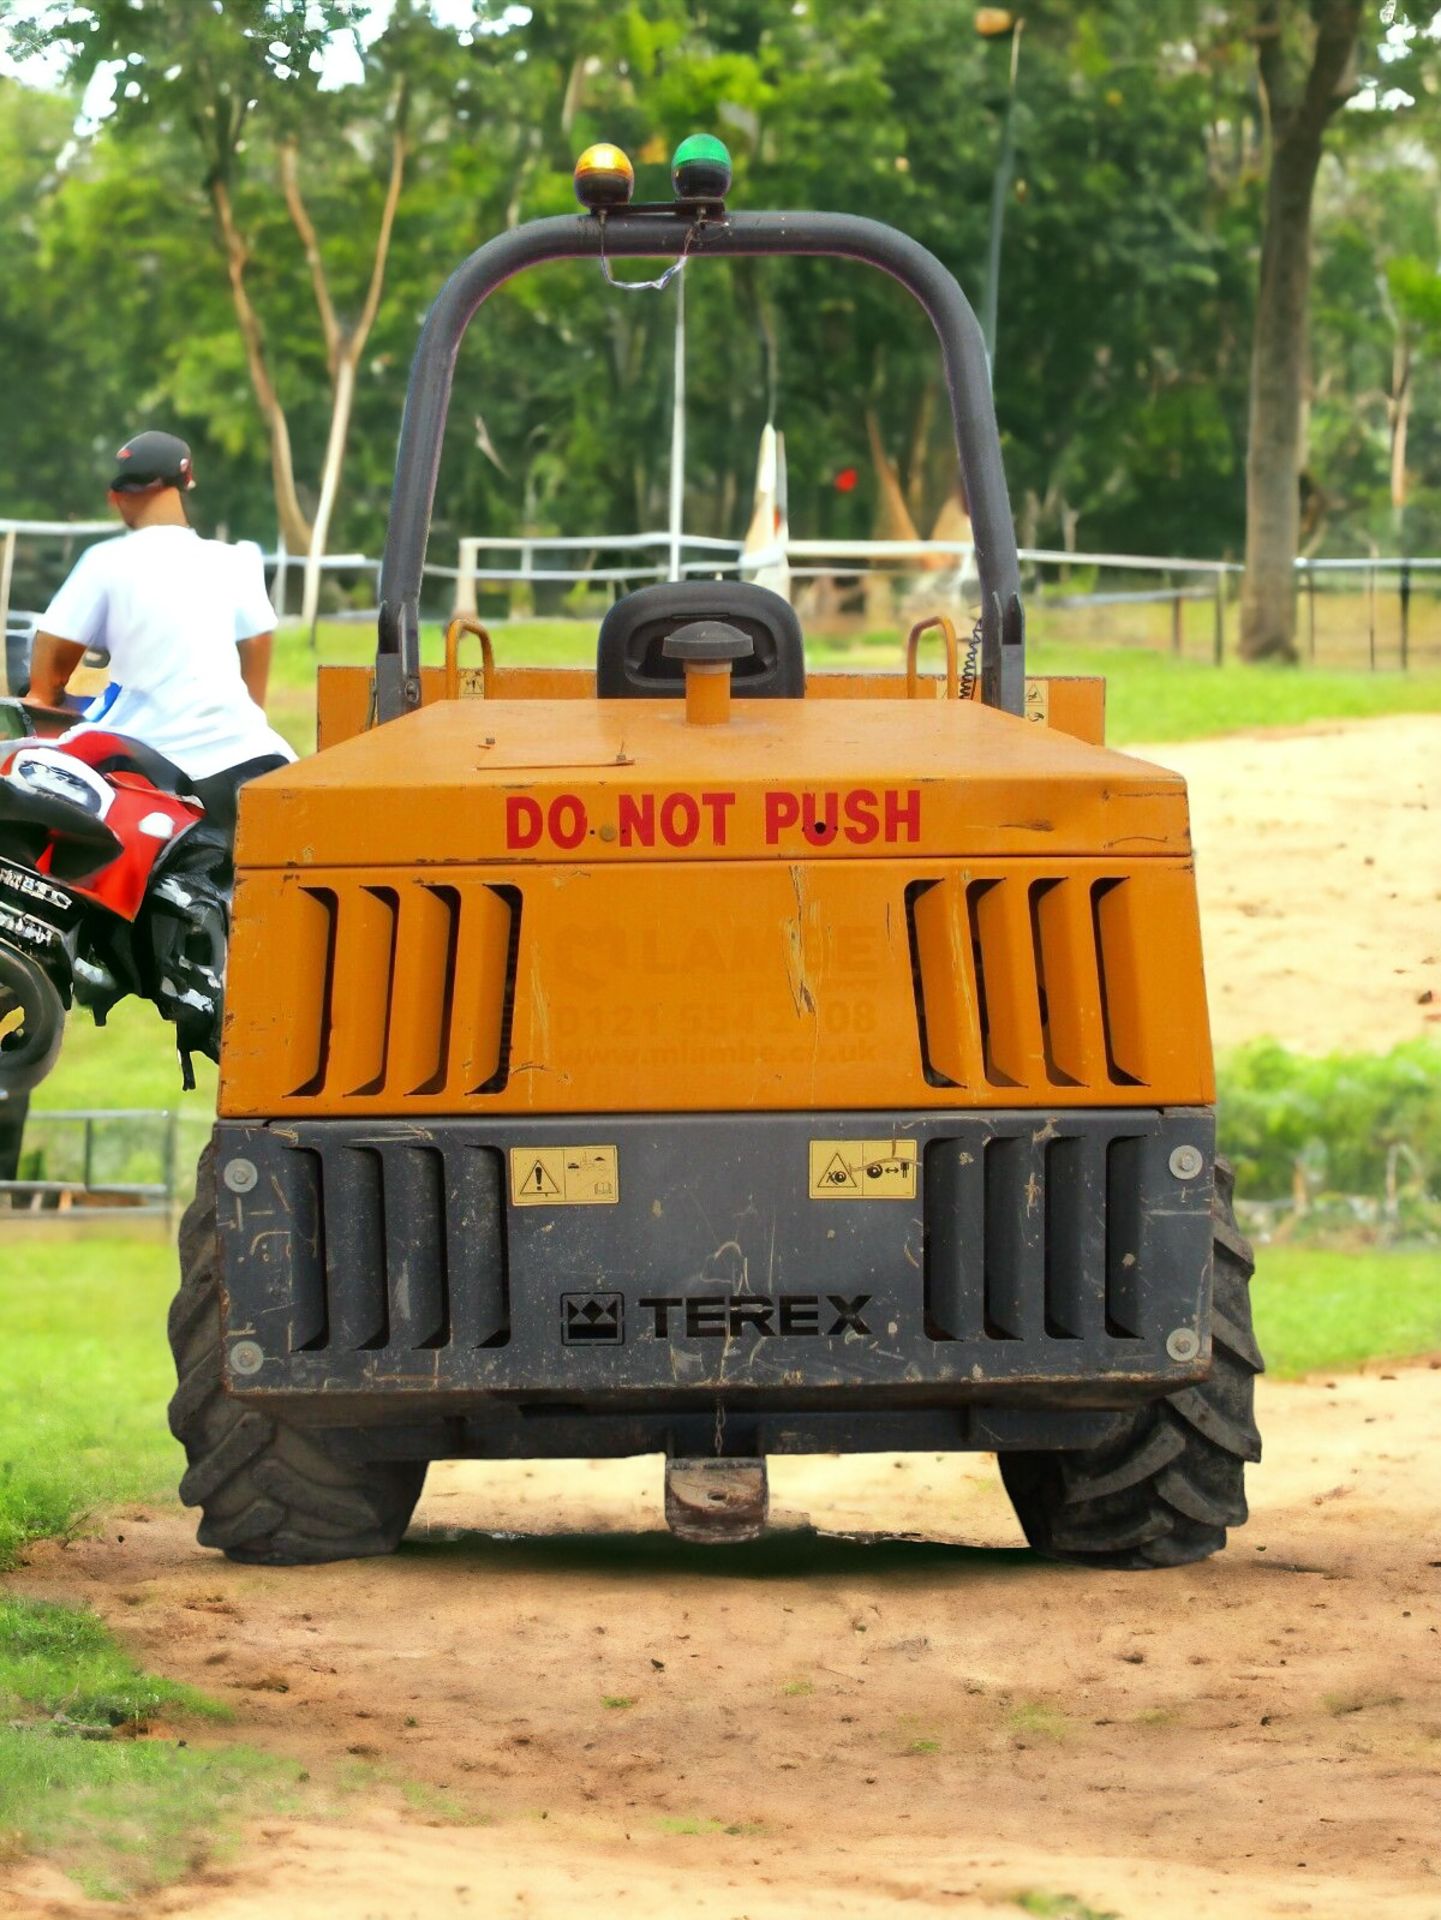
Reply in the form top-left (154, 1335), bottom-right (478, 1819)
top-left (213, 1108), bottom-right (1216, 1436)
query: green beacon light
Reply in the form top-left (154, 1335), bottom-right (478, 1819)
top-left (672, 133), bottom-right (732, 204)
top-left (573, 143), bottom-right (635, 211)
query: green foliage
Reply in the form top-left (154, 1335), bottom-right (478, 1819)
top-left (1252, 1246), bottom-right (1441, 1378)
top-left (0, 1), bottom-right (1432, 566)
top-left (1217, 1042), bottom-right (1441, 1200)
top-left (0, 1234), bottom-right (181, 1567)
top-left (1387, 255), bottom-right (1441, 345)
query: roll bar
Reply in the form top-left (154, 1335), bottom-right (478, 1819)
top-left (376, 209), bottom-right (1025, 720)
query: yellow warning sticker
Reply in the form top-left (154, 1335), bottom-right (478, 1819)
top-left (1023, 677), bottom-right (1051, 726)
top-left (808, 1138), bottom-right (918, 1201)
top-left (509, 1145), bottom-right (620, 1207)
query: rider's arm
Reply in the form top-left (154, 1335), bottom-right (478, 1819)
top-left (35, 541), bottom-right (109, 705)
top-left (237, 630), bottom-right (274, 709)
top-left (29, 632), bottom-right (87, 707)
top-left (232, 543), bottom-right (278, 712)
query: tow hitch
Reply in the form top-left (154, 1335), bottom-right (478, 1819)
top-left (664, 1458), bottom-right (770, 1544)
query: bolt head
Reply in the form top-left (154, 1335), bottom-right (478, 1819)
top-left (1168, 1144), bottom-right (1205, 1181)
top-left (223, 1157), bottom-right (258, 1194)
top-left (230, 1339), bottom-right (264, 1377)
top-left (1166, 1326), bottom-right (1202, 1363)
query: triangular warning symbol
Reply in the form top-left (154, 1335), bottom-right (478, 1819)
top-left (820, 1151), bottom-right (859, 1190)
top-left (522, 1158), bottom-right (561, 1196)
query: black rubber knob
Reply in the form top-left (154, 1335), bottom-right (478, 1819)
top-left (662, 620), bottom-right (755, 664)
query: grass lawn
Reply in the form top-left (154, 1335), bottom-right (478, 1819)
top-left (0, 1237), bottom-right (181, 1567)
top-left (0, 1594), bottom-right (302, 1901)
top-left (30, 993), bottom-right (216, 1123)
top-left (1023, 639), bottom-right (1441, 744)
top-left (1253, 1246), bottom-right (1441, 1379)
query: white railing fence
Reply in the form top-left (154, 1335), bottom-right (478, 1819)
top-left (4, 518), bottom-right (1438, 671)
top-left (450, 533), bottom-right (1440, 669)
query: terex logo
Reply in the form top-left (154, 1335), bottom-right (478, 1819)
top-left (639, 1293), bottom-right (873, 1339)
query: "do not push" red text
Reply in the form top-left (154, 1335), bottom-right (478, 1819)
top-left (504, 786), bottom-right (922, 853)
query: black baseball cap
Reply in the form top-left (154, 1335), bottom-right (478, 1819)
top-left (110, 430), bottom-right (196, 493)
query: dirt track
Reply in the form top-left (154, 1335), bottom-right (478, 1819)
top-left (7, 1363), bottom-right (1441, 1920)
top-left (4, 713), bottom-right (1440, 1917)
top-left (1138, 714), bottom-right (1440, 1055)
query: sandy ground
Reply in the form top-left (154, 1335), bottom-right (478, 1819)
top-left (1137, 714), bottom-right (1441, 1055)
top-left (5, 1363), bottom-right (1440, 1920)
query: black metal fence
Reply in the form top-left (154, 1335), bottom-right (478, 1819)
top-left (0, 1108), bottom-right (208, 1218)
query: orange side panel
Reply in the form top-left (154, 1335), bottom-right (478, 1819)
top-left (972, 876), bottom-right (1048, 1088)
top-left (1032, 876), bottom-right (1110, 1087)
top-left (223, 874), bottom-right (333, 1093)
top-left (317, 665), bottom-right (600, 750)
top-left (908, 879), bottom-right (981, 1089)
top-left (1033, 678), bottom-right (1105, 745)
top-left (810, 673), bottom-right (1105, 743)
top-left (448, 881), bottom-right (516, 1092)
top-left (385, 883), bottom-right (458, 1094)
top-left (1094, 867), bottom-right (1211, 1090)
top-left (220, 856), bottom-right (1213, 1119)
top-left (315, 664), bottom-right (1106, 749)
top-left (315, 666), bottom-right (370, 751)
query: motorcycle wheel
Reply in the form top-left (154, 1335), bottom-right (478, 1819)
top-left (0, 941), bottom-right (65, 1101)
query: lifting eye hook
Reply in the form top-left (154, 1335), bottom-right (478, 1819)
top-left (906, 614), bottom-right (961, 700)
top-left (443, 614), bottom-right (496, 702)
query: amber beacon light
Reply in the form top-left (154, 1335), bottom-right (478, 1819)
top-left (573, 143), bottom-right (635, 210)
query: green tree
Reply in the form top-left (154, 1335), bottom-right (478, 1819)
top-left (1239, 0), bottom-right (1364, 660)
top-left (14, 0), bottom-right (368, 554)
top-left (1310, 130), bottom-right (1441, 556)
top-left (1234, 2), bottom-right (1441, 659)
top-left (3, 0), bottom-right (1439, 610)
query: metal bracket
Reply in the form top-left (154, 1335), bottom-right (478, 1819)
top-left (665, 1456), bottom-right (769, 1544)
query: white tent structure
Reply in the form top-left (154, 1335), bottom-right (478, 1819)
top-left (740, 422), bottom-right (790, 600)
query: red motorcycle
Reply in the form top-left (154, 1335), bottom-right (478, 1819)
top-left (0, 701), bottom-right (229, 1100)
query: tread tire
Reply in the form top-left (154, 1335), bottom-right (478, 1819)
top-left (168, 1145), bottom-right (427, 1566)
top-left (998, 1160), bottom-right (1262, 1570)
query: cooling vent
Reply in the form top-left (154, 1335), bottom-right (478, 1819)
top-left (924, 1127), bottom-right (1145, 1344)
top-left (907, 873), bottom-right (1158, 1095)
top-left (283, 880), bottom-right (521, 1100)
top-left (278, 1137), bottom-right (509, 1355)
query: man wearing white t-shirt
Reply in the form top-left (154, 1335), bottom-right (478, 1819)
top-left (30, 430), bottom-right (294, 840)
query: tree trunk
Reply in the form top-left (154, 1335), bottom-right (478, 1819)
top-left (905, 381), bottom-right (936, 529)
top-left (209, 178), bottom-right (313, 556)
top-left (300, 354), bottom-right (356, 631)
top-left (865, 407), bottom-right (924, 545)
top-left (292, 106), bottom-right (408, 633)
top-left (1240, 1), bottom-right (1361, 663)
top-left (1240, 140), bottom-right (1317, 660)
top-left (1389, 333), bottom-right (1412, 547)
